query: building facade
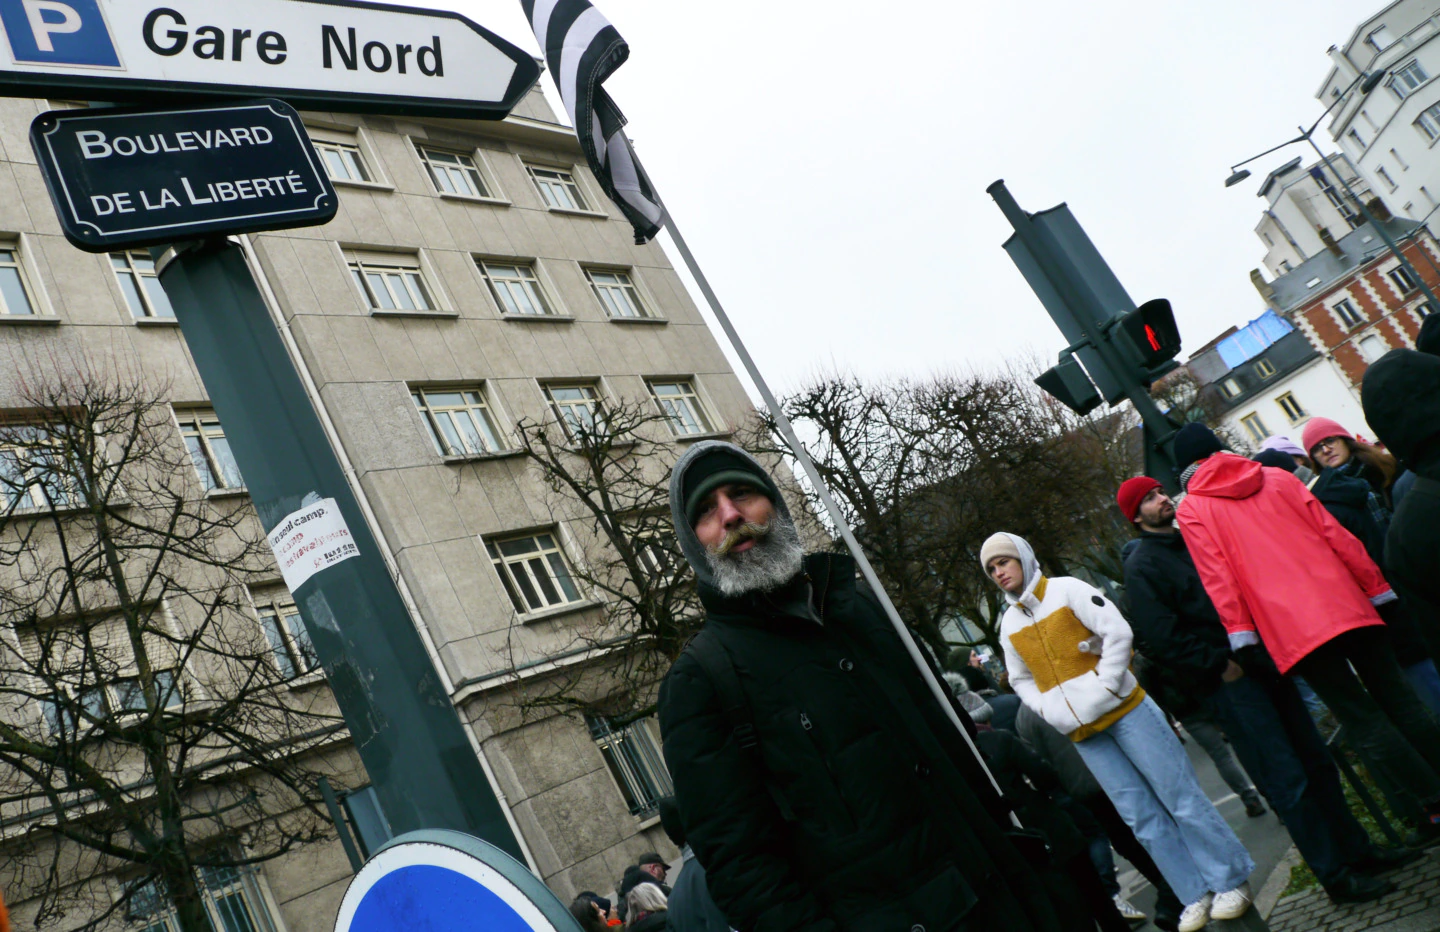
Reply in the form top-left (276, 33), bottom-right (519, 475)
top-left (1254, 154), bottom-right (1375, 279)
top-left (0, 83), bottom-right (754, 931)
top-left (1320, 0), bottom-right (1440, 231)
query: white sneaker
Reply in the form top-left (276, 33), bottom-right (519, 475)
top-left (1178, 893), bottom-right (1213, 932)
top-left (1113, 894), bottom-right (1147, 923)
top-left (1210, 882), bottom-right (1252, 920)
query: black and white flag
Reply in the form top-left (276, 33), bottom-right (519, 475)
top-left (521, 0), bottom-right (667, 244)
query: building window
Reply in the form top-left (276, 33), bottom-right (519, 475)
top-left (485, 531), bottom-right (583, 615)
top-left (1333, 298), bottom-right (1365, 329)
top-left (1391, 147), bottom-right (1410, 170)
top-left (1366, 25), bottom-right (1396, 52)
top-left (0, 428), bottom-right (78, 511)
top-left (111, 252), bottom-right (175, 319)
top-left (175, 408), bottom-right (243, 492)
top-left (347, 253), bottom-right (435, 312)
top-left (252, 592), bottom-right (317, 680)
top-left (1417, 300), bottom-right (1435, 318)
top-left (527, 165), bottom-right (589, 211)
top-left (1389, 265), bottom-right (1420, 295)
top-left (1359, 334), bottom-right (1388, 363)
top-left (1240, 413), bottom-right (1269, 445)
top-left (1376, 165), bottom-right (1398, 191)
top-left (1388, 61), bottom-right (1428, 100)
top-left (418, 147), bottom-right (490, 198)
top-left (588, 714), bottom-right (673, 817)
top-left (648, 379), bottom-right (714, 436)
top-left (0, 245), bottom-right (37, 316)
top-left (127, 860), bottom-right (280, 932)
top-left (1254, 358), bottom-right (1277, 379)
top-left (1219, 378), bottom-right (1242, 400)
top-left (1414, 103), bottom-right (1440, 142)
top-left (411, 386), bottom-right (505, 456)
top-left (585, 268), bottom-right (649, 319)
top-left (43, 669), bottom-right (181, 735)
top-left (543, 382), bottom-right (604, 440)
top-left (314, 139), bottom-right (372, 183)
top-left (1276, 392), bottom-right (1306, 422)
top-left (1347, 128), bottom-right (1367, 150)
top-left (1425, 186), bottom-right (1438, 208)
top-left (1278, 260), bottom-right (1292, 273)
top-left (478, 260), bottom-right (554, 317)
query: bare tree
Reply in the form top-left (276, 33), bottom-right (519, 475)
top-left (503, 397), bottom-right (703, 722)
top-left (0, 356), bottom-right (347, 932)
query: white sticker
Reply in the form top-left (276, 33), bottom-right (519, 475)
top-left (266, 497), bottom-right (359, 591)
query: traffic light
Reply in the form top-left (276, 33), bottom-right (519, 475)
top-left (1112, 298), bottom-right (1182, 385)
top-left (1035, 353), bottom-right (1102, 415)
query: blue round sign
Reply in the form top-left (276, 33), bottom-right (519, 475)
top-left (335, 830), bottom-right (581, 932)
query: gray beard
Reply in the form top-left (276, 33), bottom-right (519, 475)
top-left (704, 514), bottom-right (805, 597)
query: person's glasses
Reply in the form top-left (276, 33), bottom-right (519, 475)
top-left (1317, 437), bottom-right (1345, 451)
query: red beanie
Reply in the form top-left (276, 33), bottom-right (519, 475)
top-left (1116, 476), bottom-right (1163, 523)
top-left (1301, 417), bottom-right (1350, 456)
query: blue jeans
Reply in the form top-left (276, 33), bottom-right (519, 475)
top-left (1404, 660), bottom-right (1440, 716)
top-left (1075, 697), bottom-right (1256, 906)
top-left (1204, 673), bottom-right (1372, 887)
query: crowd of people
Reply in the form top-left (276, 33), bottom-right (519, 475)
top-left (643, 333), bottom-right (1440, 932)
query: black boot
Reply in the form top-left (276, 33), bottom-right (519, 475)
top-left (1351, 844), bottom-right (1424, 875)
top-left (1325, 871), bottom-right (1396, 904)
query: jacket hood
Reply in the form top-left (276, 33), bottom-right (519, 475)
top-left (1184, 452), bottom-right (1266, 500)
top-left (668, 440), bottom-right (794, 592)
top-left (1362, 349), bottom-right (1440, 469)
top-left (1309, 467), bottom-right (1372, 510)
top-left (993, 532), bottom-right (1043, 610)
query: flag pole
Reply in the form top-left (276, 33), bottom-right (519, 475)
top-left (662, 217), bottom-right (1007, 801)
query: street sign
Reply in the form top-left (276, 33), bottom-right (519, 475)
top-left (335, 830), bottom-right (581, 932)
top-left (0, 0), bottom-right (540, 119)
top-left (31, 98), bottom-right (336, 251)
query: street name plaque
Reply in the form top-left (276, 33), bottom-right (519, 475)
top-left (30, 98), bottom-right (336, 251)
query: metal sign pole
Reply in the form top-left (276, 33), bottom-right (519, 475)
top-left (152, 238), bottom-right (523, 859)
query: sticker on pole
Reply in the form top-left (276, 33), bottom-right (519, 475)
top-left (267, 497), bottom-right (359, 592)
top-left (335, 829), bottom-right (581, 932)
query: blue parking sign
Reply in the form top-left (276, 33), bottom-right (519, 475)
top-left (0, 0), bottom-right (120, 68)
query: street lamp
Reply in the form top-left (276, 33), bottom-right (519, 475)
top-left (1225, 67), bottom-right (1440, 315)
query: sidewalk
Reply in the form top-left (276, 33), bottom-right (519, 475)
top-left (1266, 848), bottom-right (1440, 932)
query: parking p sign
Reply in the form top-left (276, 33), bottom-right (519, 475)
top-left (0, 0), bottom-right (121, 67)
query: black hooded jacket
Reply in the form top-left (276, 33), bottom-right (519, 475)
top-left (657, 443), bottom-right (1060, 932)
top-left (1120, 531), bottom-right (1231, 694)
top-left (1363, 351), bottom-right (1440, 621)
top-left (1309, 468), bottom-right (1387, 560)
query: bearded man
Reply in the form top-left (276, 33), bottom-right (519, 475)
top-left (656, 442), bottom-right (1063, 932)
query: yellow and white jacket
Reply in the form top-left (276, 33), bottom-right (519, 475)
top-left (995, 534), bottom-right (1144, 741)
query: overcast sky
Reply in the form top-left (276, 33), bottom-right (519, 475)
top-left (419, 0), bottom-right (1370, 395)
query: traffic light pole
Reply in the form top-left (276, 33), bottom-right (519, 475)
top-left (988, 181), bottom-right (1181, 490)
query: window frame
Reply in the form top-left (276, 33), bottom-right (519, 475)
top-left (0, 426), bottom-right (81, 512)
top-left (1275, 392), bottom-right (1306, 423)
top-left (1366, 25), bottom-right (1396, 53)
top-left (411, 384), bottom-right (509, 457)
top-left (524, 163), bottom-right (593, 213)
top-left (314, 138), bottom-right (372, 185)
top-left (1414, 102), bottom-right (1440, 143)
top-left (173, 407), bottom-right (245, 493)
top-left (345, 250), bottom-right (443, 315)
top-left (110, 251), bottom-right (175, 320)
top-left (124, 852), bottom-right (282, 932)
top-left (541, 381), bottom-right (606, 442)
top-left (484, 529), bottom-right (586, 616)
top-left (1376, 164), bottom-right (1398, 191)
top-left (416, 144), bottom-right (495, 200)
top-left (250, 590), bottom-right (319, 681)
top-left (1358, 334), bottom-right (1388, 363)
top-left (0, 238), bottom-right (46, 318)
top-left (1347, 128), bottom-right (1367, 151)
top-left (646, 378), bottom-right (716, 437)
top-left (1253, 358), bottom-right (1277, 379)
top-left (1240, 413), bottom-right (1269, 445)
top-left (477, 258), bottom-right (559, 318)
top-left (1387, 265), bottom-right (1419, 295)
top-left (1218, 378), bottom-right (1242, 400)
top-left (584, 267), bottom-right (652, 320)
top-left (1333, 298), bottom-right (1366, 329)
top-left (588, 714), bottom-right (674, 818)
top-left (306, 125), bottom-right (388, 189)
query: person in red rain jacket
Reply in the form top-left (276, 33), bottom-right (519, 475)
top-left (1172, 423), bottom-right (1440, 841)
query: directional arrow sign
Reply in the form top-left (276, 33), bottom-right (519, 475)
top-left (0, 0), bottom-right (541, 119)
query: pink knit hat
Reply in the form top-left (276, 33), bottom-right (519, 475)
top-left (1302, 417), bottom-right (1350, 456)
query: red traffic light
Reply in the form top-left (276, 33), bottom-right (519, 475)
top-left (1144, 323), bottom-right (1162, 353)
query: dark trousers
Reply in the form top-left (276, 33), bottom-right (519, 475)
top-left (1082, 793), bottom-right (1183, 917)
top-left (1290, 625), bottom-right (1440, 811)
top-left (1204, 672), bottom-right (1372, 886)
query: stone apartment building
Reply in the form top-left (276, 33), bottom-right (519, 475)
top-left (0, 82), bottom-right (754, 932)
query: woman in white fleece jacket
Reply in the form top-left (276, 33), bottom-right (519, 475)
top-left (984, 531), bottom-right (1255, 932)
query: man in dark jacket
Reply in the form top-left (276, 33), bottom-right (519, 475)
top-left (657, 441), bottom-right (1062, 932)
top-left (1117, 474), bottom-right (1413, 903)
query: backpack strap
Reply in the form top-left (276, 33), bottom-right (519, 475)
top-left (683, 629), bottom-right (795, 822)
